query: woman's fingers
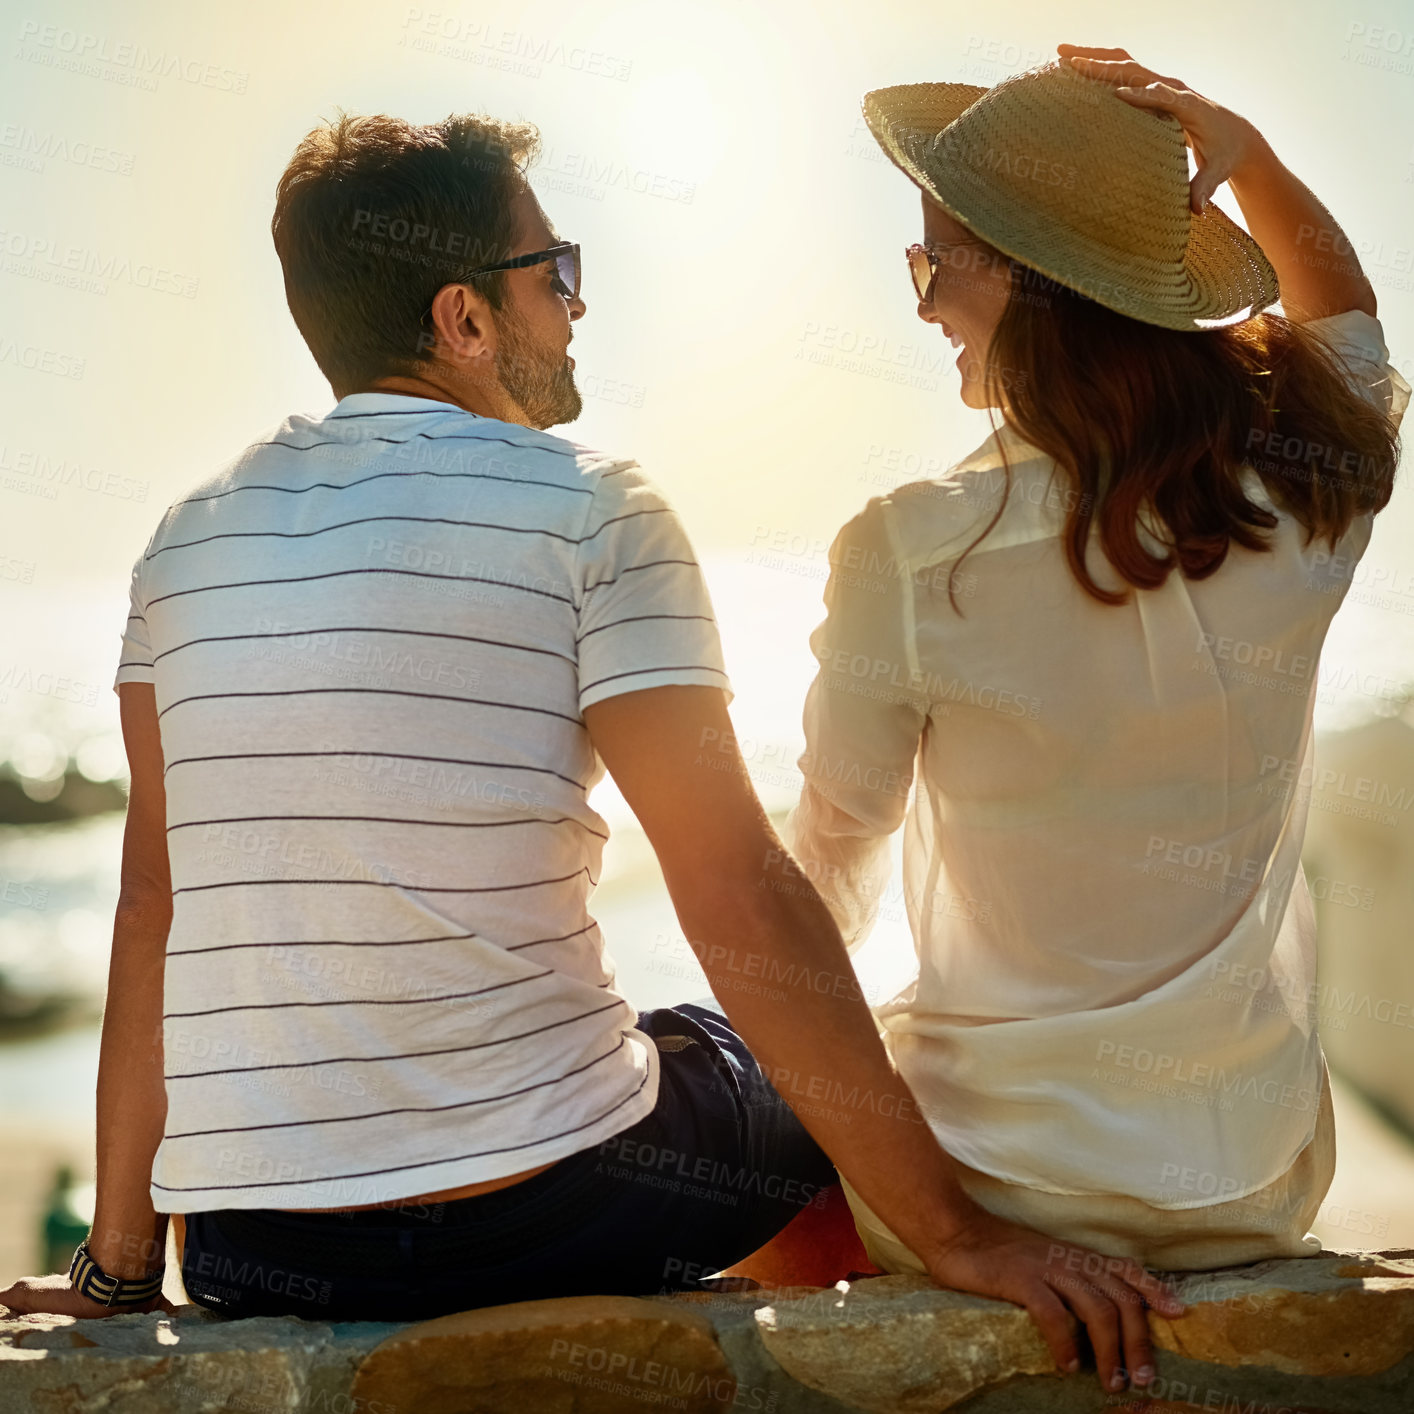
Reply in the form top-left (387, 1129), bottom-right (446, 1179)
top-left (1110, 79), bottom-right (1196, 112)
top-left (1188, 159), bottom-right (1226, 214)
top-left (1058, 43), bottom-right (1237, 191)
top-left (1061, 55), bottom-right (1159, 87)
top-left (1062, 53), bottom-right (1148, 77)
top-left (1106, 82), bottom-right (1222, 212)
top-left (1056, 44), bottom-right (1135, 62)
top-left (1059, 51), bottom-right (1190, 95)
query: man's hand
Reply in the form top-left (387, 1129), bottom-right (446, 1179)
top-left (0, 1272), bottom-right (175, 1319)
top-left (920, 1207), bottom-right (1185, 1393)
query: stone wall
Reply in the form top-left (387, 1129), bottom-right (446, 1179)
top-left (3, 1249), bottom-right (1412, 1413)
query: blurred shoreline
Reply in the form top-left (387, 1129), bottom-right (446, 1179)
top-left (5, 558), bottom-right (1414, 1282)
top-left (4, 806), bottom-right (1414, 1288)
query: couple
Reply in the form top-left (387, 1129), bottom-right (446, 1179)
top-left (4, 46), bottom-right (1406, 1399)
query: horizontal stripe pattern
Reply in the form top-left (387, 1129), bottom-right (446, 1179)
top-left (113, 391), bottom-right (731, 1211)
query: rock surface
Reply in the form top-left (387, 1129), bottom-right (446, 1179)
top-left (0, 1304), bottom-right (395, 1413)
top-left (1150, 1249), bottom-right (1414, 1376)
top-left (350, 1294), bottom-right (737, 1413)
top-left (2, 1250), bottom-right (1413, 1413)
top-left (754, 1275), bottom-right (1055, 1413)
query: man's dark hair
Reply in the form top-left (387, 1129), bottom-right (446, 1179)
top-left (271, 111), bottom-right (541, 391)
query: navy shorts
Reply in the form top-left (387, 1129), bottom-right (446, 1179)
top-left (179, 1000), bottom-right (836, 1321)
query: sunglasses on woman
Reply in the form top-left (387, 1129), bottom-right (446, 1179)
top-left (905, 239), bottom-right (983, 302)
top-left (462, 242), bottom-right (581, 300)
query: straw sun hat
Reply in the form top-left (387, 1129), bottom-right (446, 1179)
top-left (862, 59), bottom-right (1279, 331)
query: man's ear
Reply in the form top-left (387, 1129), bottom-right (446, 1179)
top-left (425, 282), bottom-right (498, 372)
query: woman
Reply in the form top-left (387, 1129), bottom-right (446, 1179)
top-left (787, 45), bottom-right (1407, 1276)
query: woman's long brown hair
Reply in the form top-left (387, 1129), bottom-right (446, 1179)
top-left (947, 255), bottom-right (1401, 611)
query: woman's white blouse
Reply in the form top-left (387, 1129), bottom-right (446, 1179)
top-left (786, 310), bottom-right (1410, 1207)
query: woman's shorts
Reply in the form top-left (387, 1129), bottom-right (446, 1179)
top-left (842, 1059), bottom-right (1338, 1273)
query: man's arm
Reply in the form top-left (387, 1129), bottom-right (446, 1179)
top-left (1, 682), bottom-right (172, 1316)
top-left (92, 683), bottom-right (172, 1279)
top-left (589, 685), bottom-right (973, 1242)
top-left (585, 684), bottom-right (1183, 1392)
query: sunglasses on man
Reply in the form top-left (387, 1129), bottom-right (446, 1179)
top-left (462, 242), bottom-right (581, 300)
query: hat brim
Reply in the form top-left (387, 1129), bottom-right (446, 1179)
top-left (862, 82), bottom-right (1280, 332)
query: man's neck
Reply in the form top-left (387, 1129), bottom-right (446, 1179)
top-left (345, 372), bottom-right (529, 427)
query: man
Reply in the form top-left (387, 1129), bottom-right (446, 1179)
top-left (1, 110), bottom-right (1178, 1392)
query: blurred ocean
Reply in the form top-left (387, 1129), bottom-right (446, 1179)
top-left (2, 551), bottom-right (1412, 1114)
top-left (4, 553), bottom-right (1414, 1280)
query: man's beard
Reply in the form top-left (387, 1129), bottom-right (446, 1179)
top-left (495, 309), bottom-right (582, 430)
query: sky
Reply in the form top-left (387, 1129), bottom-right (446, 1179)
top-left (2, 0), bottom-right (1413, 779)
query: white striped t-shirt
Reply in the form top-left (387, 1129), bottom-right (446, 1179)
top-left (113, 391), bottom-right (731, 1213)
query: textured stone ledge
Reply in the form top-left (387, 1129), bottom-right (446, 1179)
top-left (2, 1250), bottom-right (1411, 1413)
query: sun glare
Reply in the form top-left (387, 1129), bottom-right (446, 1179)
top-left (619, 66), bottom-right (728, 183)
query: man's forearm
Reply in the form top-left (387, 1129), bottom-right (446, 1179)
top-left (88, 902), bottom-right (170, 1278)
top-left (583, 684), bottom-right (974, 1263)
top-left (664, 837), bottom-right (977, 1269)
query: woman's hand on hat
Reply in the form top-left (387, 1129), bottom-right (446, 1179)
top-left (1056, 45), bottom-right (1266, 215)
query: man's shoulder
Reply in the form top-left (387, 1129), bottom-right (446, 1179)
top-left (474, 421), bottom-right (640, 488)
top-left (251, 406), bottom-right (640, 490)
top-left (146, 410), bottom-right (644, 541)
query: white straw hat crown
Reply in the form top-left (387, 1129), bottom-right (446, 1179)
top-left (862, 61), bottom-right (1279, 330)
